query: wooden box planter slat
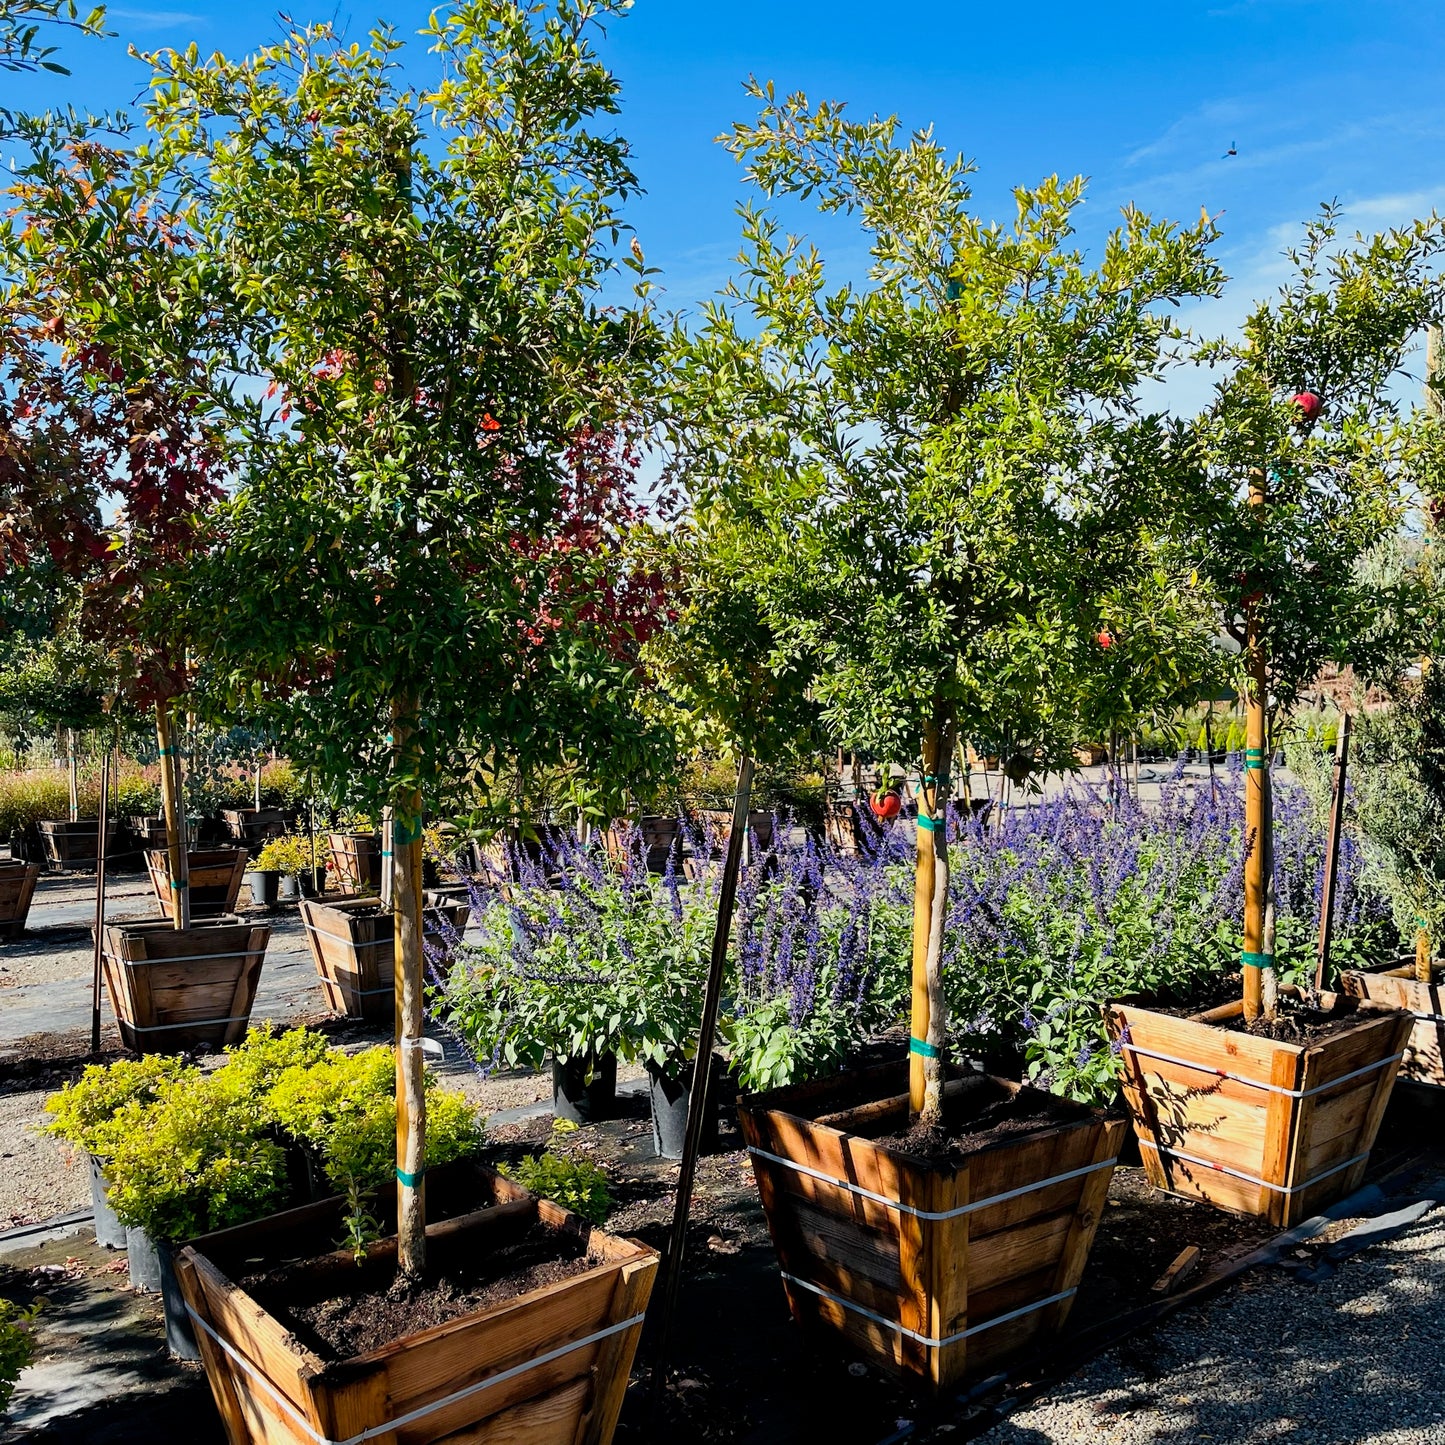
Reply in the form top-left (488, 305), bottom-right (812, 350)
top-left (1105, 991), bottom-right (1411, 1228)
top-left (738, 1061), bottom-right (1125, 1391)
top-left (327, 831), bottom-right (382, 892)
top-left (220, 808), bottom-right (288, 849)
top-left (300, 891), bottom-right (470, 1022)
top-left (100, 918), bottom-right (270, 1054)
top-left (38, 819), bottom-right (119, 868)
top-left (146, 847), bottom-right (249, 921)
top-left (0, 860), bottom-right (40, 939)
top-left (693, 808), bottom-right (776, 853)
top-left (176, 1164), bottom-right (655, 1445)
top-left (1339, 962), bottom-right (1445, 1088)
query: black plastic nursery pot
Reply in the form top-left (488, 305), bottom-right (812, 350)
top-left (553, 1052), bottom-right (619, 1124)
top-left (647, 1057), bottom-right (720, 1160)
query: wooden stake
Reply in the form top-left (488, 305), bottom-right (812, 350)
top-left (1417, 921), bottom-right (1433, 986)
top-left (89, 750), bottom-right (111, 1054)
top-left (1243, 472), bottom-right (1271, 1022)
top-left (67, 730), bottom-right (79, 823)
top-left (155, 701), bottom-right (190, 932)
top-left (909, 720), bottom-right (953, 1124)
top-left (654, 753), bottom-right (754, 1369)
top-left (1314, 712), bottom-right (1351, 991)
top-left (391, 704), bottom-right (427, 1277)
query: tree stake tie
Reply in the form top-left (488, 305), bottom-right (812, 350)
top-left (395, 1166), bottom-right (423, 1187)
top-left (909, 1036), bottom-right (941, 1059)
top-left (1240, 950), bottom-right (1272, 969)
top-left (916, 813), bottom-right (937, 833)
top-left (1244, 747), bottom-right (1266, 771)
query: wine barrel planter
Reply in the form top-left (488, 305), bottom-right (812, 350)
top-left (1105, 989), bottom-right (1412, 1228)
top-left (738, 1061), bottom-right (1125, 1391)
top-left (300, 891), bottom-right (470, 1022)
top-left (327, 830), bottom-right (382, 891)
top-left (1340, 962), bottom-right (1445, 1087)
top-left (38, 818), bottom-right (118, 869)
top-left (176, 1166), bottom-right (656, 1445)
top-left (0, 859), bottom-right (40, 939)
top-left (146, 847), bottom-right (249, 921)
top-left (99, 917), bottom-right (270, 1054)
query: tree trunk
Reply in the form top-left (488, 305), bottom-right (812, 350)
top-left (155, 701), bottom-right (190, 932)
top-left (391, 703), bottom-right (427, 1277)
top-left (1417, 922), bottom-right (1433, 985)
top-left (1243, 471), bottom-right (1274, 1022)
top-left (909, 714), bottom-right (956, 1127)
top-left (67, 730), bottom-right (79, 822)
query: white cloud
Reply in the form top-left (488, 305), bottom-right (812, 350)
top-left (109, 9), bottom-right (205, 31)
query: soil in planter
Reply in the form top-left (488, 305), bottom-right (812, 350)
top-left (871, 1073), bottom-right (1093, 1168)
top-left (239, 1221), bottom-right (600, 1361)
top-left (1157, 974), bottom-right (1369, 1044)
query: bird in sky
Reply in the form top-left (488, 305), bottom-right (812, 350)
top-left (1222, 141), bottom-right (1238, 158)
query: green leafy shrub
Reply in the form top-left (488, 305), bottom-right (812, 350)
top-left (268, 1046), bottom-right (484, 1193)
top-left (44, 1055), bottom-right (194, 1156)
top-left (98, 1073), bottom-right (289, 1242)
top-left (213, 1025), bottom-right (332, 1109)
top-left (258, 759), bottom-right (308, 812)
top-left (113, 765), bottom-right (161, 818)
top-left (500, 1151), bottom-right (611, 1225)
top-left (254, 834), bottom-right (323, 876)
top-left (0, 1298), bottom-right (40, 1416)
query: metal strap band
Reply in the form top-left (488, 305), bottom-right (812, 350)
top-left (746, 1147), bottom-right (1116, 1220)
top-left (1138, 1139), bottom-right (1369, 1196)
top-left (103, 948), bottom-right (263, 967)
top-left (780, 1271), bottom-right (1075, 1348)
top-left (184, 1305), bottom-right (646, 1445)
top-left (125, 1013), bottom-right (253, 1034)
top-left (1412, 1011), bottom-right (1445, 1025)
top-left (1121, 1042), bottom-right (1403, 1099)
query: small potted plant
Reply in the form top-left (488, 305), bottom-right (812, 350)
top-left (249, 833), bottom-right (325, 906)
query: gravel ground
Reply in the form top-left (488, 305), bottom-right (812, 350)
top-left (0, 1088), bottom-right (89, 1228)
top-left (972, 1204), bottom-right (1445, 1445)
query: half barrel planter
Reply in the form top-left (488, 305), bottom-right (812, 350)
top-left (300, 891), bottom-right (470, 1022)
top-left (146, 847), bottom-right (249, 921)
top-left (176, 1165), bottom-right (656, 1445)
top-left (1340, 961), bottom-right (1445, 1088)
top-left (100, 917), bottom-right (270, 1054)
top-left (1105, 990), bottom-right (1412, 1228)
top-left (738, 1061), bottom-right (1125, 1391)
top-left (0, 859), bottom-right (40, 939)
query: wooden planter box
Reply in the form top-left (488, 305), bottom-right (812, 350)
top-left (219, 808), bottom-right (288, 849)
top-left (1340, 962), bottom-right (1445, 1088)
top-left (1105, 991), bottom-right (1412, 1228)
top-left (694, 808), bottom-right (776, 853)
top-left (301, 891), bottom-right (470, 1022)
top-left (0, 860), bottom-right (40, 939)
top-left (146, 847), bottom-right (249, 921)
top-left (176, 1165), bottom-right (655, 1445)
top-left (38, 819), bottom-right (118, 868)
top-left (327, 831), bottom-right (381, 891)
top-left (738, 1061), bottom-right (1125, 1391)
top-left (100, 917), bottom-right (270, 1054)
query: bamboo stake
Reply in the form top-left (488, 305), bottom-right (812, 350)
top-left (391, 705), bottom-right (427, 1277)
top-left (67, 730), bottom-right (79, 823)
top-left (909, 720), bottom-right (953, 1123)
top-left (1243, 471), bottom-right (1270, 1022)
top-left (155, 701), bottom-right (190, 931)
top-left (1314, 712), bottom-right (1352, 991)
top-left (655, 752), bottom-right (754, 1370)
top-left (89, 750), bottom-right (111, 1054)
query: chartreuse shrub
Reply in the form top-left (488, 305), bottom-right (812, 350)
top-left (43, 1028), bottom-right (485, 1244)
top-left (97, 1072), bottom-right (290, 1242)
top-left (43, 1054), bottom-right (193, 1156)
top-left (267, 1045), bottom-right (485, 1195)
top-left (0, 1298), bottom-right (40, 1416)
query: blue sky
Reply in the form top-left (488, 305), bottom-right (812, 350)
top-left (9, 0), bottom-right (1445, 401)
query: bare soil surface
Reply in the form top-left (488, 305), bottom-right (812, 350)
top-left (240, 1222), bottom-right (597, 1362)
top-left (873, 1075), bottom-right (1095, 1167)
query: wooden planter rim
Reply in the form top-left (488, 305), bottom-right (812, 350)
top-left (179, 1298), bottom-right (647, 1445)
